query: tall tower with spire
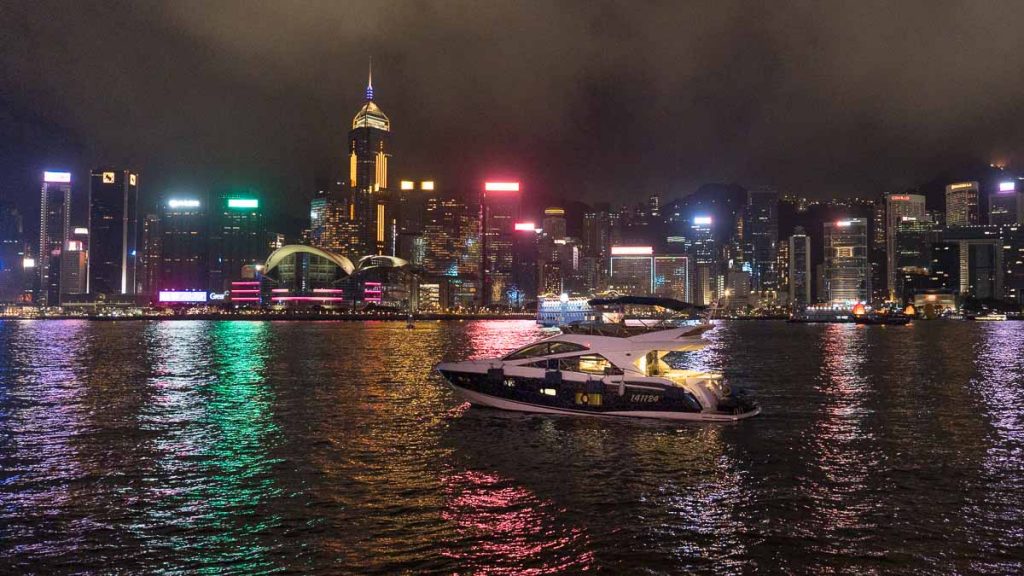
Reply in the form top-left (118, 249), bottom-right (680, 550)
top-left (347, 59), bottom-right (393, 256)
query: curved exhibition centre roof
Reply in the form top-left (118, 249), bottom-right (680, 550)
top-left (263, 245), bottom-right (411, 278)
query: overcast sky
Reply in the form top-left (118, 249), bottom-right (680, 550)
top-left (2, 0), bottom-right (1023, 223)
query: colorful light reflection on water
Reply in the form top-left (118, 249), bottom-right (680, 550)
top-left (0, 319), bottom-right (1022, 573)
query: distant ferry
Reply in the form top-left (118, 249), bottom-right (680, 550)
top-left (972, 312), bottom-right (1007, 321)
top-left (788, 307), bottom-right (853, 323)
top-left (537, 295), bottom-right (591, 327)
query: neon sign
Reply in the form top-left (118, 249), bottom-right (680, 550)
top-left (43, 171), bottom-right (71, 183)
top-left (158, 291), bottom-right (208, 303)
top-left (484, 182), bottom-right (520, 192)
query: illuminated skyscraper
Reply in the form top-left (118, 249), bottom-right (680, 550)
top-left (945, 181), bottom-right (979, 227)
top-left (140, 213), bottom-right (161, 296)
top-left (209, 193), bottom-right (265, 291)
top-left (744, 187), bottom-right (779, 295)
top-left (989, 181), bottom-right (1024, 226)
top-left (689, 216), bottom-right (718, 305)
top-left (60, 227), bottom-right (89, 298)
top-left (542, 207), bottom-right (567, 239)
top-left (481, 182), bottom-right (520, 306)
top-left (824, 218), bottom-right (870, 304)
top-left (159, 198), bottom-right (207, 292)
top-left (654, 255), bottom-right (690, 302)
top-left (885, 193), bottom-right (926, 296)
top-left (609, 246), bottom-right (655, 296)
top-left (422, 194), bottom-right (479, 308)
top-left (511, 221), bottom-right (539, 307)
top-left (348, 63), bottom-right (392, 256)
top-left (894, 216), bottom-right (934, 301)
top-left (788, 226), bottom-right (812, 306)
top-left (396, 180), bottom-right (434, 261)
top-left (88, 168), bottom-right (139, 297)
top-left (0, 201), bottom-right (24, 303)
top-left (38, 171), bottom-right (72, 306)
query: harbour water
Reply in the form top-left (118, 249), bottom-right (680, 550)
top-left (0, 319), bottom-right (1021, 574)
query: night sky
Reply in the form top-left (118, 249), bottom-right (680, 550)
top-left (3, 1), bottom-right (1024, 228)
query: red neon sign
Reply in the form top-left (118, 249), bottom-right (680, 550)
top-left (484, 182), bottom-right (520, 192)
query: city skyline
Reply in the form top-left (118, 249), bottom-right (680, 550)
top-left (6, 2), bottom-right (1024, 225)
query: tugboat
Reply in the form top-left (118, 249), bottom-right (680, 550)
top-left (436, 298), bottom-right (758, 422)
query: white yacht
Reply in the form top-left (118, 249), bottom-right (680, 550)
top-left (436, 322), bottom-right (759, 422)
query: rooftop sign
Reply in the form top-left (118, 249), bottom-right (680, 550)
top-left (484, 182), bottom-right (520, 192)
top-left (43, 171), bottom-right (71, 183)
top-left (227, 198), bottom-right (259, 209)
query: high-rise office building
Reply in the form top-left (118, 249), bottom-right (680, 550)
top-left (938, 226), bottom-right (1004, 301)
top-left (885, 193), bottom-right (926, 297)
top-left (481, 182), bottom-right (520, 306)
top-left (745, 187), bottom-right (779, 295)
top-left (609, 246), bottom-right (655, 296)
top-left (209, 193), bottom-right (265, 291)
top-left (396, 180), bottom-right (434, 261)
top-left (348, 65), bottom-right (392, 256)
top-left (788, 226), bottom-right (812, 306)
top-left (582, 206), bottom-right (611, 257)
top-left (89, 168), bottom-right (139, 297)
top-left (542, 207), bottom-right (567, 240)
top-left (60, 227), bottom-right (89, 298)
top-left (159, 198), bottom-right (207, 292)
top-left (689, 216), bottom-right (718, 305)
top-left (38, 171), bottom-right (72, 306)
top-left (607, 247), bottom-right (689, 302)
top-left (511, 221), bottom-right (539, 306)
top-left (0, 201), bottom-right (24, 303)
top-left (989, 181), bottom-right (1024, 226)
top-left (653, 255), bottom-right (690, 302)
top-left (894, 216), bottom-right (934, 301)
top-left (824, 218), bottom-right (870, 304)
top-left (140, 214), bottom-right (161, 296)
top-left (1001, 224), bottom-right (1024, 304)
top-left (945, 181), bottom-right (980, 227)
top-left (423, 195), bottom-right (478, 278)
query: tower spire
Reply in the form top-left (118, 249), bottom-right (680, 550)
top-left (366, 57), bottom-right (374, 101)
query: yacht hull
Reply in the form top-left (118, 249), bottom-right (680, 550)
top-left (445, 380), bottom-right (759, 422)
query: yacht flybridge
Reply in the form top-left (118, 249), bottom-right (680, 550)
top-left (437, 311), bottom-right (759, 422)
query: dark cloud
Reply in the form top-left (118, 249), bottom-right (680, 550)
top-left (3, 0), bottom-right (1024, 228)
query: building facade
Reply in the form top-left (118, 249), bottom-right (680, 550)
top-left (745, 187), bottom-right (779, 296)
top-left (88, 168), bottom-right (139, 297)
top-left (788, 226), bottom-right (812, 306)
top-left (481, 182), bottom-right (520, 306)
top-left (989, 181), bottom-right (1024, 226)
top-left (209, 194), bottom-right (265, 292)
top-left (945, 181), bottom-right (980, 227)
top-left (885, 193), bottom-right (926, 297)
top-left (824, 218), bottom-right (870, 304)
top-left (159, 198), bottom-right (208, 293)
top-left (38, 171), bottom-right (72, 306)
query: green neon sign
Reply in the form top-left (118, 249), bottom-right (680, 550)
top-left (227, 198), bottom-right (259, 209)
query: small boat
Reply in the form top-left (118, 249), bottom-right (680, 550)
top-left (406, 314), bottom-right (416, 329)
top-left (436, 319), bottom-right (759, 422)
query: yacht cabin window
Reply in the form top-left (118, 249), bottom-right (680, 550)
top-left (504, 341), bottom-right (588, 360)
top-left (526, 354), bottom-right (615, 375)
